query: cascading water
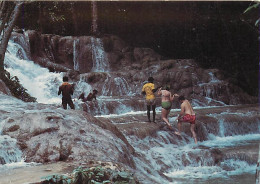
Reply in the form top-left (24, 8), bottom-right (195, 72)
top-left (2, 34), bottom-right (259, 184)
top-left (104, 109), bottom-right (260, 184)
top-left (90, 37), bottom-right (110, 72)
top-left (73, 38), bottom-right (80, 71)
top-left (102, 76), bottom-right (132, 96)
top-left (4, 41), bottom-right (63, 104)
top-left (90, 1), bottom-right (110, 72)
top-left (0, 134), bottom-right (22, 165)
top-left (0, 95), bottom-right (38, 171)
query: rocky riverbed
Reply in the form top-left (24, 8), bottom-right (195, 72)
top-left (0, 92), bottom-right (259, 183)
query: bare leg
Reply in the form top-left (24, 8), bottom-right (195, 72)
top-left (152, 105), bottom-right (156, 122)
top-left (62, 100), bottom-right (67, 109)
top-left (190, 124), bottom-right (197, 144)
top-left (68, 99), bottom-right (75, 110)
top-left (174, 119), bottom-right (182, 135)
top-left (147, 105), bottom-right (151, 122)
top-left (162, 108), bottom-right (173, 129)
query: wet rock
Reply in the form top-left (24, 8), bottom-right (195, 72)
top-left (0, 94), bottom-right (135, 168)
top-left (0, 80), bottom-right (12, 96)
top-left (4, 125), bottom-right (20, 132)
top-left (10, 31), bottom-right (257, 106)
top-left (210, 148), bottom-right (224, 165)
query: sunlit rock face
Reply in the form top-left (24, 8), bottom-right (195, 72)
top-left (0, 93), bottom-right (135, 168)
top-left (0, 92), bottom-right (260, 184)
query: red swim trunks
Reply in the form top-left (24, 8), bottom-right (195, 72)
top-left (180, 114), bottom-right (196, 124)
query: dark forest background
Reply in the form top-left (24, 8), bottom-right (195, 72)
top-left (16, 1), bottom-right (259, 96)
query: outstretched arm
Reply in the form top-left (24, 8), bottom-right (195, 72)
top-left (171, 93), bottom-right (179, 101)
top-left (153, 86), bottom-right (161, 93)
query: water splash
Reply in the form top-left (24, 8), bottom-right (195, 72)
top-left (0, 135), bottom-right (22, 165)
top-left (102, 76), bottom-right (132, 96)
top-left (73, 38), bottom-right (80, 71)
top-left (208, 72), bottom-right (220, 83)
top-left (90, 37), bottom-right (109, 72)
top-left (4, 41), bottom-right (63, 104)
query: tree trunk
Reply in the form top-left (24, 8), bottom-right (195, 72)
top-left (70, 2), bottom-right (79, 35)
top-left (0, 1), bottom-right (23, 72)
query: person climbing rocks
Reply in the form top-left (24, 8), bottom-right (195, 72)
top-left (174, 95), bottom-right (197, 144)
top-left (58, 76), bottom-right (75, 110)
top-left (157, 85), bottom-right (178, 130)
top-left (141, 77), bottom-right (160, 123)
top-left (79, 89), bottom-right (98, 102)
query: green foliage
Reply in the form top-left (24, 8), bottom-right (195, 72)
top-left (0, 70), bottom-right (36, 102)
top-left (41, 174), bottom-right (72, 184)
top-left (243, 2), bottom-right (259, 14)
top-left (40, 165), bottom-right (139, 184)
top-left (47, 2), bottom-right (66, 23)
top-left (243, 2), bottom-right (260, 27)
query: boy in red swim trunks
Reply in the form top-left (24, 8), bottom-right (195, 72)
top-left (174, 95), bottom-right (197, 144)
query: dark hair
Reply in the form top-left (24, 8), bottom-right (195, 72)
top-left (93, 89), bottom-right (98, 93)
top-left (63, 76), bottom-right (69, 82)
top-left (148, 77), bottom-right (154, 82)
top-left (178, 95), bottom-right (185, 101)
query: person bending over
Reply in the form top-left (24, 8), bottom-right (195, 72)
top-left (175, 95), bottom-right (197, 144)
top-left (79, 89), bottom-right (98, 102)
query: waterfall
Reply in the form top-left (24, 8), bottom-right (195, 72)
top-left (208, 72), bottom-right (220, 83)
top-left (218, 118), bottom-right (225, 137)
top-left (102, 76), bottom-right (131, 96)
top-left (0, 117), bottom-right (22, 166)
top-left (90, 37), bottom-right (110, 72)
top-left (73, 38), bottom-right (80, 71)
top-left (0, 135), bottom-right (22, 165)
top-left (4, 41), bottom-right (63, 104)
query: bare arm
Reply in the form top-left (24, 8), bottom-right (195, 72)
top-left (178, 103), bottom-right (185, 119)
top-left (170, 93), bottom-right (174, 101)
top-left (157, 87), bottom-right (162, 95)
top-left (152, 86), bottom-right (160, 93)
top-left (170, 93), bottom-right (179, 101)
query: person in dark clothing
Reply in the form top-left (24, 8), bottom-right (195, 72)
top-left (79, 89), bottom-right (98, 102)
top-left (58, 76), bottom-right (75, 110)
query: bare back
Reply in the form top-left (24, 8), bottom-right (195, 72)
top-left (181, 100), bottom-right (195, 115)
top-left (161, 90), bottom-right (172, 102)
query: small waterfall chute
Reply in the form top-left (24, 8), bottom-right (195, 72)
top-left (73, 38), bottom-right (80, 71)
top-left (90, 37), bottom-right (110, 72)
top-left (4, 41), bottom-right (63, 104)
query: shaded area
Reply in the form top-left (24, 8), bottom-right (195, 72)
top-left (17, 1), bottom-right (259, 96)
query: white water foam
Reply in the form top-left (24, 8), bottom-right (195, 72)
top-left (200, 134), bottom-right (260, 148)
top-left (73, 39), bottom-right (80, 71)
top-left (91, 37), bottom-right (109, 72)
top-left (5, 41), bottom-right (63, 104)
top-left (166, 159), bottom-right (255, 181)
